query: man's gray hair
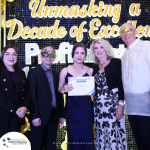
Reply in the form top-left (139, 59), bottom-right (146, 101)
top-left (119, 23), bottom-right (136, 32)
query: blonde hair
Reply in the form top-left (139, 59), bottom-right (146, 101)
top-left (90, 39), bottom-right (114, 64)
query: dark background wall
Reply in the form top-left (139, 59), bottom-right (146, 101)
top-left (5, 0), bottom-right (150, 149)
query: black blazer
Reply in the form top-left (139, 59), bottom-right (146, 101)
top-left (92, 58), bottom-right (124, 100)
top-left (0, 69), bottom-right (30, 128)
top-left (28, 65), bottom-right (64, 125)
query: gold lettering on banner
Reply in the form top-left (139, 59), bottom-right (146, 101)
top-left (6, 19), bottom-right (23, 40)
top-left (97, 1), bottom-right (121, 23)
top-left (6, 19), bottom-right (67, 40)
top-left (36, 27), bottom-right (48, 38)
top-left (111, 25), bottom-right (119, 37)
top-left (137, 26), bottom-right (144, 37)
top-left (144, 26), bottom-right (150, 37)
top-left (6, 18), bottom-right (150, 40)
top-left (129, 3), bottom-right (141, 16)
top-left (136, 25), bottom-right (150, 38)
top-left (70, 21), bottom-right (87, 42)
top-left (22, 27), bottom-right (30, 39)
top-left (29, 0), bottom-right (121, 23)
top-left (68, 6), bottom-right (79, 17)
top-left (89, 18), bottom-right (120, 39)
top-left (29, 0), bottom-right (46, 18)
top-left (78, 5), bottom-right (88, 17)
top-left (112, 4), bottom-right (121, 23)
top-left (89, 19), bottom-right (101, 39)
top-left (29, 27), bottom-right (38, 39)
top-left (5, 0), bottom-right (150, 40)
top-left (88, 0), bottom-right (99, 17)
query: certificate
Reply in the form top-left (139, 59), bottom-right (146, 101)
top-left (68, 76), bottom-right (95, 96)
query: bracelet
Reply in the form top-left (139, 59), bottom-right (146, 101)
top-left (118, 102), bottom-right (124, 106)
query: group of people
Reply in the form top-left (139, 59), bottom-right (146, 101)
top-left (0, 22), bottom-right (149, 150)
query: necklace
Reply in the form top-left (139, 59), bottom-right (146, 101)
top-left (99, 60), bottom-right (107, 68)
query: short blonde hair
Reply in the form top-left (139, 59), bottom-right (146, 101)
top-left (90, 39), bottom-right (114, 64)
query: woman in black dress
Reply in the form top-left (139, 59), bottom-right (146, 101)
top-left (91, 39), bottom-right (127, 150)
top-left (0, 45), bottom-right (30, 137)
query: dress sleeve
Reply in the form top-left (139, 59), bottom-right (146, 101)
top-left (92, 64), bottom-right (99, 76)
top-left (115, 59), bottom-right (125, 100)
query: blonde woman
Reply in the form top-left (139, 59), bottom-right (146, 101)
top-left (91, 39), bottom-right (127, 150)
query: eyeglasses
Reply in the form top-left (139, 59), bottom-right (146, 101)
top-left (41, 50), bottom-right (55, 58)
top-left (119, 27), bottom-right (135, 36)
top-left (4, 53), bottom-right (17, 57)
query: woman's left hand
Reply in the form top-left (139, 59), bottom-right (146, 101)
top-left (16, 107), bottom-right (27, 118)
top-left (116, 104), bottom-right (124, 121)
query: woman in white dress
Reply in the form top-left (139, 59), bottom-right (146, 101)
top-left (91, 39), bottom-right (127, 150)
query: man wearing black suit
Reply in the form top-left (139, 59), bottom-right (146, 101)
top-left (28, 45), bottom-right (64, 150)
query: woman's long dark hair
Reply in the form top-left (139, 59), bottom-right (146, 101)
top-left (0, 45), bottom-right (20, 72)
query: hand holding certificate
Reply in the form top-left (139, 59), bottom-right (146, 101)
top-left (68, 76), bottom-right (95, 96)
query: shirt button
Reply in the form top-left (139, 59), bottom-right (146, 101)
top-left (22, 97), bottom-right (24, 99)
top-left (3, 79), bottom-right (6, 81)
top-left (5, 88), bottom-right (8, 91)
top-left (10, 110), bottom-right (13, 112)
top-left (23, 89), bottom-right (24, 91)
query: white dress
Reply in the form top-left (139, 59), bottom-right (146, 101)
top-left (94, 72), bottom-right (127, 150)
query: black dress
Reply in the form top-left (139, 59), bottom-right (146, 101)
top-left (94, 71), bottom-right (127, 150)
top-left (65, 72), bottom-right (94, 150)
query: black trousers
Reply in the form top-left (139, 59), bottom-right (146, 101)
top-left (31, 108), bottom-right (58, 150)
top-left (128, 115), bottom-right (150, 150)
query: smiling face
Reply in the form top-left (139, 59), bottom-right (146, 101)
top-left (39, 46), bottom-right (56, 68)
top-left (73, 47), bottom-right (86, 64)
top-left (93, 42), bottom-right (107, 59)
top-left (120, 23), bottom-right (137, 47)
top-left (3, 48), bottom-right (18, 68)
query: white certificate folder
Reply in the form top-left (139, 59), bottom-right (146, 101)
top-left (68, 76), bottom-right (95, 96)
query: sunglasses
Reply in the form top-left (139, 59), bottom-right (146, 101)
top-left (41, 50), bottom-right (55, 58)
top-left (119, 27), bottom-right (135, 36)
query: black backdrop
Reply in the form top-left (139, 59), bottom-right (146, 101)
top-left (5, 0), bottom-right (150, 149)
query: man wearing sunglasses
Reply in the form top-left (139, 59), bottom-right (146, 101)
top-left (28, 45), bottom-right (65, 150)
top-left (120, 23), bottom-right (150, 150)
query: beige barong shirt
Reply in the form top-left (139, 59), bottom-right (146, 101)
top-left (121, 39), bottom-right (150, 116)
